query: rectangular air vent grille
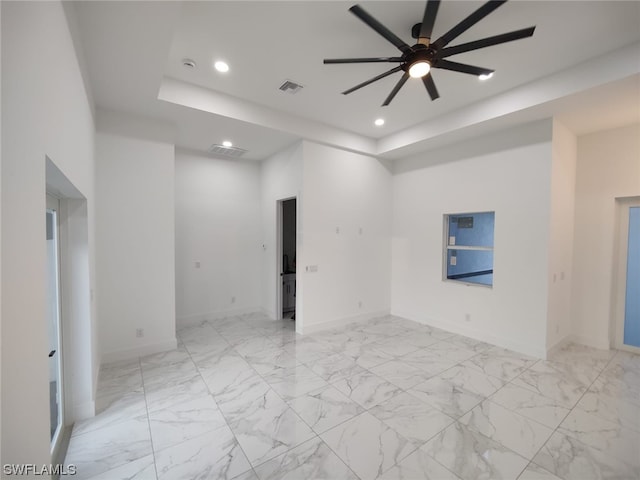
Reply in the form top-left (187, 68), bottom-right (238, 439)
top-left (279, 80), bottom-right (304, 94)
top-left (208, 144), bottom-right (248, 158)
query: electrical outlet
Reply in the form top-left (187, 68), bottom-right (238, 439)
top-left (136, 328), bottom-right (144, 338)
top-left (195, 261), bottom-right (201, 269)
top-left (231, 296), bottom-right (236, 304)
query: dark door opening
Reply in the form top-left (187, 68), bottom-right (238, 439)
top-left (282, 198), bottom-right (296, 321)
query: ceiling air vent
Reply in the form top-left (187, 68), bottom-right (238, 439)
top-left (208, 144), bottom-right (248, 158)
top-left (279, 80), bottom-right (304, 94)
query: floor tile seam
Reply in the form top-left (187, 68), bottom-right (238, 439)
top-left (181, 324), bottom-right (263, 480)
top-left (402, 420), bottom-right (492, 480)
top-left (69, 403), bottom-right (149, 440)
top-left (549, 351), bottom-right (640, 457)
top-left (450, 417), bottom-right (534, 473)
top-left (139, 356), bottom-right (160, 480)
top-left (456, 407), bottom-right (552, 466)
top-left (514, 461), bottom-right (555, 480)
top-left (315, 410), bottom-right (402, 480)
top-left (518, 375), bottom-right (589, 476)
top-left (498, 360), bottom-right (580, 409)
top-left (473, 396), bottom-right (561, 433)
top-left (77, 368), bottom-right (146, 439)
top-left (409, 443), bottom-right (465, 480)
top-left (447, 356), bottom-right (519, 387)
top-left (526, 431), bottom-right (639, 480)
top-left (367, 395), bottom-right (458, 446)
top-left (402, 381), bottom-right (487, 421)
top-left (559, 349), bottom-right (620, 423)
top-left (248, 434), bottom-right (361, 480)
top-left (553, 420), bottom-right (640, 468)
top-left (413, 358), bottom-right (499, 393)
top-left (139, 351), bottom-right (194, 371)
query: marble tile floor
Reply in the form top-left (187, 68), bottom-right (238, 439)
top-left (65, 313), bottom-right (640, 480)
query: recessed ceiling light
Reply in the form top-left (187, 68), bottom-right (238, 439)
top-left (479, 72), bottom-right (494, 81)
top-left (182, 58), bottom-right (196, 69)
top-left (222, 140), bottom-right (233, 147)
top-left (214, 61), bottom-right (229, 73)
top-left (374, 118), bottom-right (385, 127)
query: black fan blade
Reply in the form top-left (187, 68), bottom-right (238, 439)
top-left (349, 5), bottom-right (411, 53)
top-left (419, 0), bottom-right (441, 44)
top-left (439, 26), bottom-right (535, 58)
top-left (382, 72), bottom-right (410, 106)
top-left (324, 57), bottom-right (403, 64)
top-left (342, 66), bottom-right (403, 95)
top-left (432, 0), bottom-right (507, 50)
top-left (422, 73), bottom-right (440, 100)
top-left (435, 59), bottom-right (493, 76)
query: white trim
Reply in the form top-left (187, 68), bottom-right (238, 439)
top-left (546, 335), bottom-right (573, 359)
top-left (300, 309), bottom-right (390, 335)
top-left (392, 309), bottom-right (546, 359)
top-left (176, 307), bottom-right (262, 328)
top-left (101, 338), bottom-right (177, 364)
top-left (260, 307), bottom-right (277, 320)
top-left (446, 246), bottom-right (494, 251)
top-left (72, 401), bottom-right (96, 422)
top-left (617, 343), bottom-right (640, 355)
top-left (612, 197), bottom-right (640, 350)
top-left (570, 333), bottom-right (611, 351)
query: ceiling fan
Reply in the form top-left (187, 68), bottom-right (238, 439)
top-left (324, 0), bottom-right (535, 106)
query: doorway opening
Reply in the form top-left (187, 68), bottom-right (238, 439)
top-left (46, 194), bottom-right (64, 451)
top-left (46, 157), bottom-right (94, 465)
top-left (614, 197), bottom-right (640, 353)
top-left (279, 198), bottom-right (297, 321)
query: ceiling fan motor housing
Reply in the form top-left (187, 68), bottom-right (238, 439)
top-left (402, 44), bottom-right (435, 72)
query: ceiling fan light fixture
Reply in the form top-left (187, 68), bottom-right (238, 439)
top-left (374, 118), bottom-right (385, 126)
top-left (479, 72), bottom-right (494, 81)
top-left (214, 60), bottom-right (229, 73)
top-left (408, 60), bottom-right (431, 78)
top-left (222, 140), bottom-right (233, 147)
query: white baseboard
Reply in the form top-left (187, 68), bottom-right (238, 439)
top-left (72, 400), bottom-right (96, 422)
top-left (177, 307), bottom-right (262, 328)
top-left (568, 334), bottom-right (611, 351)
top-left (101, 338), bottom-right (177, 364)
top-left (391, 309), bottom-right (547, 359)
top-left (300, 309), bottom-right (391, 335)
top-left (546, 335), bottom-right (573, 359)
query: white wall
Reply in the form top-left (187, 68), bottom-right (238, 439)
top-left (546, 120), bottom-right (577, 351)
top-left (60, 199), bottom-right (95, 420)
top-left (391, 121), bottom-right (553, 358)
top-left (95, 129), bottom-right (176, 362)
top-left (1, 1), bottom-right (96, 464)
top-left (572, 123), bottom-right (640, 348)
top-left (0, 1), bottom-right (3, 462)
top-left (301, 141), bottom-right (392, 332)
top-left (260, 142), bottom-right (304, 320)
top-left (175, 150), bottom-right (262, 326)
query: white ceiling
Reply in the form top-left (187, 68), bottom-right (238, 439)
top-left (73, 1), bottom-right (640, 160)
